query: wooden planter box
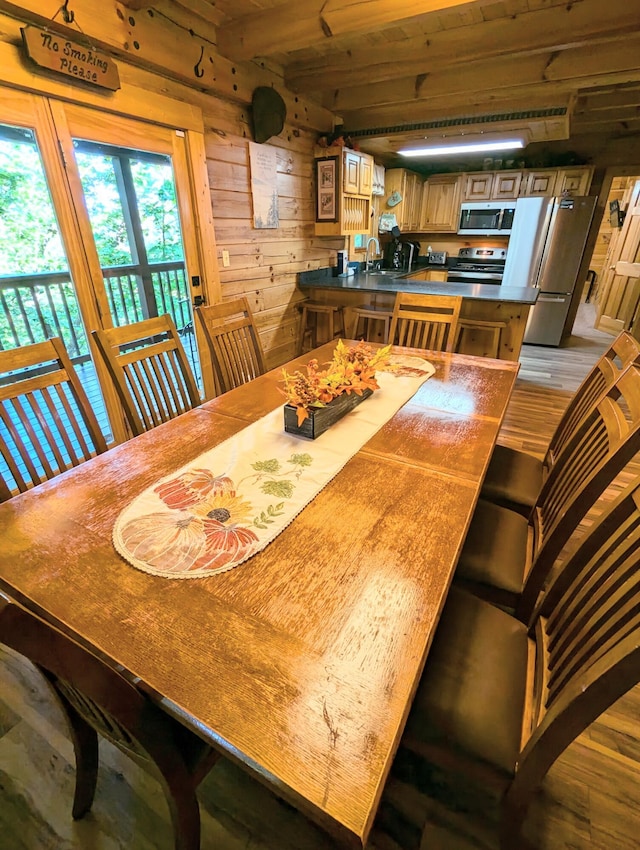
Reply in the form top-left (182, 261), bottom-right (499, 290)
top-left (284, 388), bottom-right (373, 439)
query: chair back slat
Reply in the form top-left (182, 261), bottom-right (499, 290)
top-left (546, 331), bottom-right (640, 467)
top-left (509, 478), bottom-right (640, 820)
top-left (195, 298), bottom-right (266, 396)
top-left (0, 338), bottom-right (107, 498)
top-left (517, 364), bottom-right (640, 621)
top-left (92, 315), bottom-right (200, 438)
top-left (389, 292), bottom-right (461, 353)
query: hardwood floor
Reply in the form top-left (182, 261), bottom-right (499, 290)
top-left (1, 304), bottom-right (639, 850)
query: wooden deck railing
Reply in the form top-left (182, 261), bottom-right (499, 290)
top-left (1, 262), bottom-right (201, 488)
top-left (0, 262), bottom-right (199, 380)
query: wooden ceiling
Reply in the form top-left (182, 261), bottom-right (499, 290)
top-left (135, 0), bottom-right (640, 170)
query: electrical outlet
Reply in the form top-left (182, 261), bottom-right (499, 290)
top-left (222, 249), bottom-right (230, 267)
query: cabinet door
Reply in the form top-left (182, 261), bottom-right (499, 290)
top-left (492, 171), bottom-right (523, 199)
top-left (343, 150), bottom-right (360, 194)
top-left (557, 167), bottom-right (593, 196)
top-left (419, 175), bottom-right (461, 231)
top-left (463, 172), bottom-right (494, 201)
top-left (524, 170), bottom-right (557, 196)
top-left (359, 153), bottom-right (373, 196)
top-left (407, 172), bottom-right (423, 230)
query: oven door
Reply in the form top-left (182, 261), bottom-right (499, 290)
top-left (446, 269), bottom-right (504, 285)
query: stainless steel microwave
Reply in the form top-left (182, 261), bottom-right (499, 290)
top-left (458, 201), bottom-right (516, 235)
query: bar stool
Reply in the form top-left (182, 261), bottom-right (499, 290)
top-left (455, 318), bottom-right (507, 359)
top-left (350, 304), bottom-right (393, 343)
top-left (299, 301), bottom-right (346, 354)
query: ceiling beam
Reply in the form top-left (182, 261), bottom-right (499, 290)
top-left (326, 34), bottom-right (640, 117)
top-left (285, 0), bottom-right (635, 92)
top-left (216, 0), bottom-right (498, 62)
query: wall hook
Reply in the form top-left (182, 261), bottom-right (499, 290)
top-left (61, 1), bottom-right (75, 24)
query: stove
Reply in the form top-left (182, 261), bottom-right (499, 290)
top-left (447, 246), bottom-right (507, 284)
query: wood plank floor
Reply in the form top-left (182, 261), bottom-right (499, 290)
top-left (2, 303), bottom-right (639, 850)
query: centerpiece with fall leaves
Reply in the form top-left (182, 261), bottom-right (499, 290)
top-left (281, 340), bottom-right (392, 439)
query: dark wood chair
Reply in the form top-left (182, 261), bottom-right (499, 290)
top-left (92, 315), bottom-right (201, 438)
top-left (400, 472), bottom-right (640, 850)
top-left (0, 338), bottom-right (107, 499)
top-left (0, 591), bottom-right (220, 850)
top-left (455, 361), bottom-right (640, 622)
top-left (195, 297), bottom-right (266, 395)
top-left (482, 330), bottom-right (640, 517)
top-left (388, 292), bottom-right (461, 352)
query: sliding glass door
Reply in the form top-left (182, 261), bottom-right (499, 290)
top-left (0, 87), bottom-right (209, 444)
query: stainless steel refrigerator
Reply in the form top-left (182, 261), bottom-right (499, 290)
top-left (501, 194), bottom-right (597, 345)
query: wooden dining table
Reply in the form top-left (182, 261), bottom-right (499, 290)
top-left (0, 341), bottom-right (518, 848)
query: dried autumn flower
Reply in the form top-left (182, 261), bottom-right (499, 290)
top-left (281, 340), bottom-right (392, 424)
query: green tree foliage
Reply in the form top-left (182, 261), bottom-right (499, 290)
top-left (0, 129), bottom-right (186, 354)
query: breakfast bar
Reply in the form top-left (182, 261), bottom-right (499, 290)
top-left (299, 268), bottom-right (539, 362)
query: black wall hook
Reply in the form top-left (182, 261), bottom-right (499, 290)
top-left (61, 0), bottom-right (75, 24)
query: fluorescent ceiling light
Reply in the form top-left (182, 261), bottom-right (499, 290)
top-left (399, 138), bottom-right (525, 157)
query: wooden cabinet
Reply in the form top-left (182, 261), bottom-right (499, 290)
top-left (462, 172), bottom-right (494, 201)
top-left (343, 149), bottom-right (373, 196)
top-left (522, 169), bottom-right (557, 196)
top-left (383, 168), bottom-right (423, 231)
top-left (419, 174), bottom-right (461, 232)
top-left (521, 166), bottom-right (593, 197)
top-left (463, 166), bottom-right (591, 201)
top-left (492, 170), bottom-right (523, 199)
top-left (556, 167), bottom-right (593, 196)
top-left (375, 165), bottom-right (594, 235)
top-left (315, 147), bottom-right (374, 236)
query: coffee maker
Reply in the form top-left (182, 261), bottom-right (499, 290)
top-left (383, 227), bottom-right (420, 272)
top-left (384, 226), bottom-right (405, 271)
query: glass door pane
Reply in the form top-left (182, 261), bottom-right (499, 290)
top-left (0, 122), bottom-right (111, 483)
top-left (72, 140), bottom-right (201, 388)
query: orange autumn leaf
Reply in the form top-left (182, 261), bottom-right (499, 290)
top-left (281, 341), bottom-right (392, 423)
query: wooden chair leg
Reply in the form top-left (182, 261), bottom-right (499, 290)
top-left (51, 688), bottom-right (100, 819)
top-left (155, 763), bottom-right (203, 850)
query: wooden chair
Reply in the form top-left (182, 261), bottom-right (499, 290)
top-left (0, 591), bottom-right (220, 850)
top-left (454, 317), bottom-right (507, 359)
top-left (400, 472), bottom-right (640, 850)
top-left (92, 315), bottom-right (200, 438)
top-left (0, 338), bottom-right (107, 499)
top-left (456, 361), bottom-right (640, 622)
top-left (349, 304), bottom-right (393, 342)
top-left (299, 300), bottom-right (346, 354)
top-left (195, 297), bottom-right (266, 395)
top-left (388, 292), bottom-right (461, 352)
top-left (482, 330), bottom-right (640, 517)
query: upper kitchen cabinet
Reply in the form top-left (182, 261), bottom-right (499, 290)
top-left (419, 174), bottom-right (462, 232)
top-left (462, 172), bottom-right (494, 201)
top-left (556, 166), bottom-right (594, 196)
top-left (343, 149), bottom-right (373, 196)
top-left (521, 166), bottom-right (593, 197)
top-left (492, 171), bottom-right (524, 199)
top-left (383, 168), bottom-right (423, 231)
top-left (522, 169), bottom-right (558, 196)
top-left (315, 147), bottom-right (374, 236)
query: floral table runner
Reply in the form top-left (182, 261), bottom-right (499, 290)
top-left (113, 354), bottom-right (435, 578)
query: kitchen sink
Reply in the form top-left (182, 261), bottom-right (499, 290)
top-left (363, 269), bottom-right (400, 277)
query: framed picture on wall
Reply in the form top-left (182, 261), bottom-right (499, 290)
top-left (316, 157), bottom-right (338, 222)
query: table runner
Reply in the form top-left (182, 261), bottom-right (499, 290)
top-left (113, 354), bottom-right (435, 578)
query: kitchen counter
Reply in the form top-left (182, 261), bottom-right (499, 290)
top-left (298, 267), bottom-right (539, 362)
top-left (299, 270), bottom-right (539, 305)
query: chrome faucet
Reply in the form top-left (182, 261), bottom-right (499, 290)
top-left (365, 236), bottom-right (380, 271)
